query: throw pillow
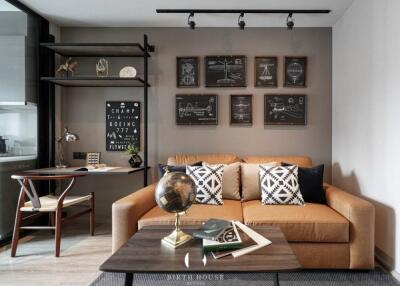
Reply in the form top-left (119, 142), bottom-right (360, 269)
top-left (259, 165), bottom-right (304, 205)
top-left (281, 162), bottom-right (326, 204)
top-left (241, 162), bottom-right (279, 201)
top-left (202, 162), bottom-right (241, 200)
top-left (186, 164), bottom-right (225, 205)
top-left (158, 161), bottom-right (202, 177)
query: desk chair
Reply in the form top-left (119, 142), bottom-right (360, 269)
top-left (10, 174), bottom-right (94, 257)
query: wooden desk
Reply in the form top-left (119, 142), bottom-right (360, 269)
top-left (23, 166), bottom-right (149, 175)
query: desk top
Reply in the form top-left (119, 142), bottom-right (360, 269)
top-left (100, 225), bottom-right (300, 273)
top-left (23, 166), bottom-right (148, 175)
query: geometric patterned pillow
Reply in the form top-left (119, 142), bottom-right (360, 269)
top-left (259, 165), bottom-right (304, 205)
top-left (186, 164), bottom-right (225, 205)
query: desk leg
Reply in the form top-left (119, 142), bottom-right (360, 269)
top-left (125, 273), bottom-right (133, 286)
top-left (273, 272), bottom-right (279, 286)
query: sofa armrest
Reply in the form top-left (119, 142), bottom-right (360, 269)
top-left (324, 183), bottom-right (375, 269)
top-left (112, 183), bottom-right (157, 253)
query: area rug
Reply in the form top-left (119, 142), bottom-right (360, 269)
top-left (90, 270), bottom-right (399, 286)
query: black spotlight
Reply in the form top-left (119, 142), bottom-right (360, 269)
top-left (188, 12), bottom-right (195, 30)
top-left (238, 12), bottom-right (245, 30)
top-left (286, 13), bottom-right (294, 30)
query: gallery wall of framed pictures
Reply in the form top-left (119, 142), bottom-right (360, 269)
top-left (174, 55), bottom-right (309, 126)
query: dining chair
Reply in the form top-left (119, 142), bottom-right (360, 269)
top-left (10, 173), bottom-right (94, 257)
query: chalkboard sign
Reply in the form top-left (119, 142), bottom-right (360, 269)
top-left (284, 57), bottom-right (307, 87)
top-left (264, 94), bottom-right (307, 125)
top-left (176, 94), bottom-right (218, 125)
top-left (255, 57), bottom-right (277, 87)
top-left (177, 57), bottom-right (199, 88)
top-left (106, 101), bottom-right (140, 151)
top-left (230, 94), bottom-right (252, 125)
top-left (205, 56), bottom-right (246, 87)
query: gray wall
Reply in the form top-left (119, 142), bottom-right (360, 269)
top-left (333, 0), bottom-right (400, 275)
top-left (60, 27), bottom-right (332, 219)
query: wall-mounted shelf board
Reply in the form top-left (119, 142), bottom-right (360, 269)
top-left (40, 43), bottom-right (151, 57)
top-left (40, 76), bottom-right (150, 87)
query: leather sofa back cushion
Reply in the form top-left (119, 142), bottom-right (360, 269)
top-left (241, 162), bottom-right (278, 201)
top-left (243, 156), bottom-right (312, 167)
top-left (167, 154), bottom-right (240, 165)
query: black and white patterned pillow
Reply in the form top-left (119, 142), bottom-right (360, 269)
top-left (259, 165), bottom-right (304, 205)
top-left (186, 165), bottom-right (225, 205)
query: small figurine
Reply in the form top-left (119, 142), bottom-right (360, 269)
top-left (56, 57), bottom-right (78, 77)
top-left (96, 58), bottom-right (109, 77)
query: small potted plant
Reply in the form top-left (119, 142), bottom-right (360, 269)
top-left (126, 144), bottom-right (143, 168)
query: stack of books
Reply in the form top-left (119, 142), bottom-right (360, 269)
top-left (193, 219), bottom-right (272, 259)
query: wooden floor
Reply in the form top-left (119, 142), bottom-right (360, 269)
top-left (0, 221), bottom-right (111, 286)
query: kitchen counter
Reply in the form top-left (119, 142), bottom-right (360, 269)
top-left (0, 155), bottom-right (37, 163)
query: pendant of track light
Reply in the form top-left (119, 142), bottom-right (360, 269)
top-left (286, 13), bottom-right (294, 30)
top-left (187, 12), bottom-right (195, 29)
top-left (238, 12), bottom-right (245, 30)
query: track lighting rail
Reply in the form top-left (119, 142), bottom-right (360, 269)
top-left (156, 9), bottom-right (331, 14)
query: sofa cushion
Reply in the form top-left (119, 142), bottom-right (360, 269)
top-left (138, 200), bottom-right (243, 229)
top-left (243, 156), bottom-right (312, 167)
top-left (167, 154), bottom-right (240, 165)
top-left (242, 200), bottom-right (349, 243)
top-left (241, 162), bottom-right (278, 201)
top-left (203, 162), bottom-right (241, 200)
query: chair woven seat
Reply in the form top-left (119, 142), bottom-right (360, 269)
top-left (20, 194), bottom-right (93, 212)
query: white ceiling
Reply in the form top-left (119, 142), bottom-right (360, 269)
top-left (18, 0), bottom-right (354, 28)
top-left (0, 0), bottom-right (20, 11)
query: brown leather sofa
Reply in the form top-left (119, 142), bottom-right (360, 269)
top-left (112, 154), bottom-right (375, 269)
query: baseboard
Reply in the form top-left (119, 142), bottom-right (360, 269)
top-left (375, 247), bottom-right (400, 282)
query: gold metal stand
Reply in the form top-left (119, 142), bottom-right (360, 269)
top-left (162, 212), bottom-right (192, 248)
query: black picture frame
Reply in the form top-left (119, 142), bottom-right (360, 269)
top-left (205, 56), bottom-right (246, 87)
top-left (255, 57), bottom-right (278, 87)
top-left (230, 94), bottom-right (253, 125)
top-left (176, 57), bottom-right (199, 88)
top-left (284, 57), bottom-right (307, 87)
top-left (264, 94), bottom-right (307, 125)
top-left (106, 101), bottom-right (141, 151)
top-left (176, 94), bottom-right (218, 125)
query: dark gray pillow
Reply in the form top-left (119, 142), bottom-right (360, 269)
top-left (158, 161), bottom-right (202, 177)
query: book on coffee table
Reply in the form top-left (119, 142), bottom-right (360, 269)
top-left (193, 218), bottom-right (232, 240)
top-left (202, 221), bottom-right (243, 253)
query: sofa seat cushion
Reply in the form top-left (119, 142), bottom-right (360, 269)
top-left (242, 200), bottom-right (349, 243)
top-left (138, 200), bottom-right (243, 229)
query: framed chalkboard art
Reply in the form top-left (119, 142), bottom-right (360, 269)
top-left (264, 94), bottom-right (307, 125)
top-left (284, 57), bottom-right (307, 87)
top-left (176, 94), bottom-right (218, 125)
top-left (177, 57), bottom-right (199, 88)
top-left (205, 56), bottom-right (246, 87)
top-left (230, 94), bottom-right (252, 125)
top-left (106, 101), bottom-right (140, 151)
top-left (255, 57), bottom-right (278, 87)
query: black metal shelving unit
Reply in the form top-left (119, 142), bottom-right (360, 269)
top-left (40, 35), bottom-right (154, 187)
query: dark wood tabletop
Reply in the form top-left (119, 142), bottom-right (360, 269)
top-left (100, 225), bottom-right (301, 273)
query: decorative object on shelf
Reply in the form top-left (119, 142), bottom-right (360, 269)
top-left (106, 101), bottom-right (140, 151)
top-left (56, 128), bottom-right (80, 168)
top-left (230, 94), bottom-right (252, 125)
top-left (155, 169), bottom-right (196, 248)
top-left (205, 56), bottom-right (246, 87)
top-left (0, 136), bottom-right (8, 154)
top-left (96, 58), bottom-right (109, 77)
top-left (119, 66), bottom-right (137, 78)
top-left (126, 144), bottom-right (142, 168)
top-left (176, 94), bottom-right (218, 125)
top-left (56, 57), bottom-right (78, 77)
top-left (176, 57), bottom-right (199, 88)
top-left (255, 57), bottom-right (278, 87)
top-left (284, 56), bottom-right (307, 87)
top-left (264, 94), bottom-right (307, 125)
top-left (86, 152), bottom-right (101, 166)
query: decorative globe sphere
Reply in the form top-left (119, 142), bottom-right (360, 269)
top-left (155, 172), bottom-right (196, 213)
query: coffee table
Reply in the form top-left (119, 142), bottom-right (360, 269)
top-left (100, 225), bottom-right (300, 286)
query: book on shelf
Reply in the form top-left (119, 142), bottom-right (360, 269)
top-left (202, 221), bottom-right (243, 253)
top-left (193, 218), bottom-right (232, 241)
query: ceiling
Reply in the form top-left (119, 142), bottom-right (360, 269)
top-left (0, 0), bottom-right (20, 11)
top-left (18, 0), bottom-right (354, 28)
